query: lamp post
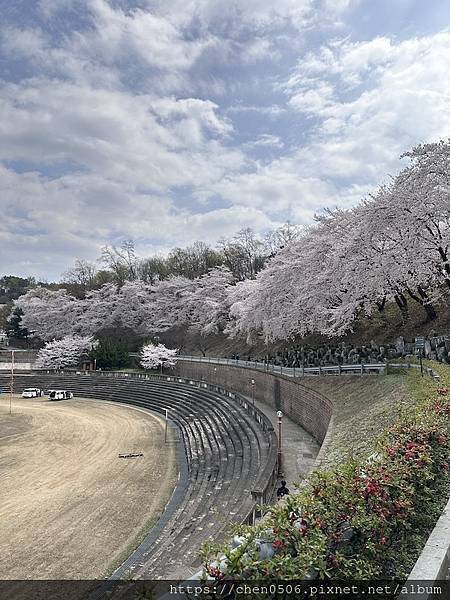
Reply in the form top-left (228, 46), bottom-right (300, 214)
top-left (251, 378), bottom-right (255, 405)
top-left (9, 349), bottom-right (15, 415)
top-left (277, 410), bottom-right (283, 474)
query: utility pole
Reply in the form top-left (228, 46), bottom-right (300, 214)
top-left (9, 349), bottom-right (15, 415)
top-left (164, 408), bottom-right (168, 443)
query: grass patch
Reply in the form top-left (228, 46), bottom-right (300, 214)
top-left (302, 374), bottom-right (413, 469)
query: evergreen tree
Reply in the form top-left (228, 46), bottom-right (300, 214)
top-left (6, 308), bottom-right (29, 339)
top-left (90, 339), bottom-right (132, 370)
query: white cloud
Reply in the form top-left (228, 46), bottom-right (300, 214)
top-left (0, 80), bottom-right (243, 191)
top-left (2, 2), bottom-right (447, 280)
top-left (0, 163), bottom-right (278, 279)
top-left (283, 30), bottom-right (450, 180)
top-left (245, 134), bottom-right (285, 149)
top-left (193, 30), bottom-right (450, 230)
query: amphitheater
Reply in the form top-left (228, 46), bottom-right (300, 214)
top-left (0, 355), bottom-right (333, 581)
top-left (1, 365), bottom-right (310, 580)
top-left (0, 355), bottom-right (448, 592)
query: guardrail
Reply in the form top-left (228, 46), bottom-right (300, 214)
top-left (172, 355), bottom-right (387, 376)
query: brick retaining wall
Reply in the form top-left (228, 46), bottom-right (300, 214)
top-left (172, 361), bottom-right (332, 444)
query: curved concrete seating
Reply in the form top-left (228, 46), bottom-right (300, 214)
top-left (0, 372), bottom-right (277, 579)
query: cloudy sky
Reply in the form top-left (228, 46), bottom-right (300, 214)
top-left (1, 0), bottom-right (450, 280)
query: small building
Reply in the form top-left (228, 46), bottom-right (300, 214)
top-left (0, 330), bottom-right (9, 348)
top-left (79, 351), bottom-right (95, 371)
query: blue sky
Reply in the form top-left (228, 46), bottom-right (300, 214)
top-left (1, 0), bottom-right (450, 279)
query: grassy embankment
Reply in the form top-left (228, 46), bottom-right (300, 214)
top-left (203, 364), bottom-right (449, 580)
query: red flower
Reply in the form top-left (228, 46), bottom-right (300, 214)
top-left (365, 481), bottom-right (381, 494)
top-left (379, 537), bottom-right (387, 546)
top-left (436, 435), bottom-right (446, 445)
top-left (315, 518), bottom-right (325, 529)
top-left (272, 539), bottom-right (284, 549)
top-left (208, 567), bottom-right (225, 580)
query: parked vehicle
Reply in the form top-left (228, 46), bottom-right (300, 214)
top-left (49, 390), bottom-right (74, 401)
top-left (22, 388), bottom-right (43, 398)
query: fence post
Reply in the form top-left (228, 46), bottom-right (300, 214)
top-left (361, 363), bottom-right (364, 376)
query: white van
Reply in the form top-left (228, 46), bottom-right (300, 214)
top-left (22, 388), bottom-right (43, 398)
top-left (49, 390), bottom-right (74, 401)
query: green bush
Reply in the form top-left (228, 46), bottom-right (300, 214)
top-left (90, 339), bottom-right (132, 370)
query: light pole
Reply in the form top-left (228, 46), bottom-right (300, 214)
top-left (251, 378), bottom-right (255, 405)
top-left (277, 410), bottom-right (283, 474)
top-left (164, 408), bottom-right (168, 443)
top-left (9, 349), bottom-right (15, 415)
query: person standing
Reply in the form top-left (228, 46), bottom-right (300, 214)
top-left (276, 480), bottom-right (290, 499)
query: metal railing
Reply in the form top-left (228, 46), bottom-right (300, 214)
top-left (174, 355), bottom-right (387, 376)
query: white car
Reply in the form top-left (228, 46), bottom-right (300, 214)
top-left (49, 390), bottom-right (74, 401)
top-left (22, 388), bottom-right (43, 398)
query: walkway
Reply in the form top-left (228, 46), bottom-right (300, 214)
top-left (251, 397), bottom-right (320, 491)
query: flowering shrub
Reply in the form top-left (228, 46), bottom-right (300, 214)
top-left (202, 365), bottom-right (450, 581)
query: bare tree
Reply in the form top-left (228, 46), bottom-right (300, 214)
top-left (62, 259), bottom-right (98, 293)
top-left (100, 239), bottom-right (138, 284)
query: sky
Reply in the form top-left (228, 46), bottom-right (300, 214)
top-left (1, 0), bottom-right (450, 280)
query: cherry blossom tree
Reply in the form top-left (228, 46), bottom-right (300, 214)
top-left (387, 140), bottom-right (450, 290)
top-left (13, 288), bottom-right (82, 340)
top-left (140, 342), bottom-right (178, 370)
top-left (35, 335), bottom-right (95, 369)
top-left (188, 266), bottom-right (234, 335)
top-left (15, 142), bottom-right (450, 348)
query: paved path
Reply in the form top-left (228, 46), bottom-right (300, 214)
top-left (251, 398), bottom-right (320, 492)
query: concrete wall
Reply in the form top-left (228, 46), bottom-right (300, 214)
top-left (172, 361), bottom-right (332, 444)
top-left (0, 363), bottom-right (33, 370)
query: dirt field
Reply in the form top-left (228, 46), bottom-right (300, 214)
top-left (0, 394), bottom-right (178, 579)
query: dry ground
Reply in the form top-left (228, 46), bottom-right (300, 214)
top-left (0, 394), bottom-right (178, 579)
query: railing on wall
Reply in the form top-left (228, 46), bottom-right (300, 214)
top-left (174, 355), bottom-right (387, 376)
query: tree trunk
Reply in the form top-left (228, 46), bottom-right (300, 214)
top-left (376, 297), bottom-right (387, 312)
top-left (437, 246), bottom-right (450, 289)
top-left (406, 286), bottom-right (438, 322)
top-left (394, 293), bottom-right (409, 323)
top-left (417, 286), bottom-right (438, 321)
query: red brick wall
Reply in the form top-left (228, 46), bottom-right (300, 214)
top-left (172, 361), bottom-right (333, 444)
